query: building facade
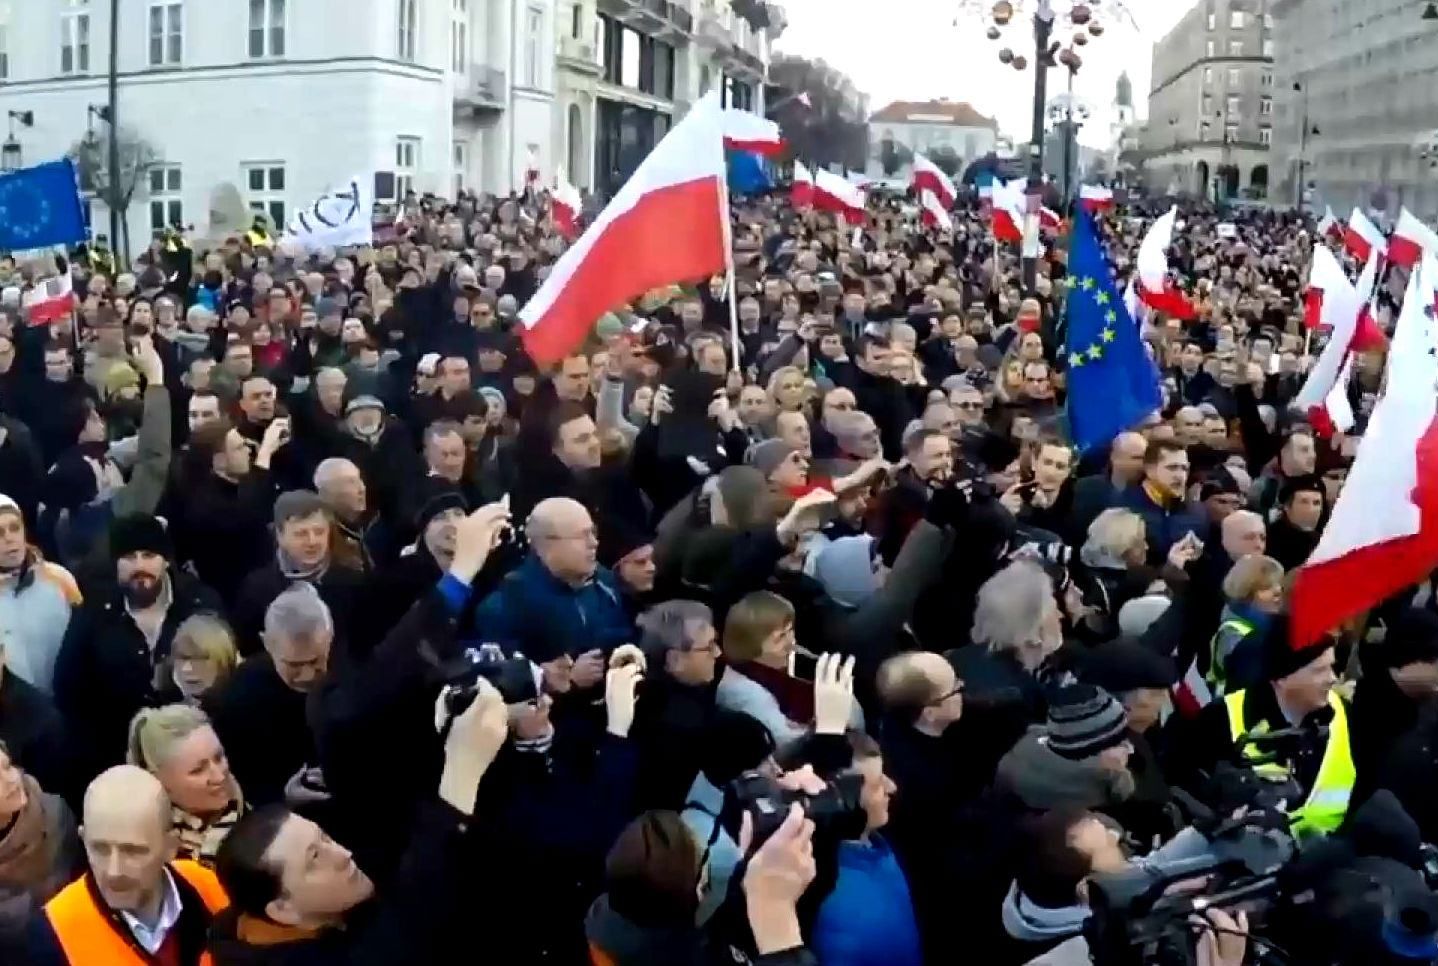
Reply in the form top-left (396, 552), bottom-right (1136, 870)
top-left (866, 100), bottom-right (998, 180)
top-left (1141, 0), bottom-right (1275, 200)
top-left (0, 0), bottom-right (556, 241)
top-left (1271, 0), bottom-right (1438, 219)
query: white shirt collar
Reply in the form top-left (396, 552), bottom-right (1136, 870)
top-left (119, 867), bottom-right (182, 954)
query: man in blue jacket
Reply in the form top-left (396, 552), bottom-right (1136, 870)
top-left (473, 496), bottom-right (636, 670)
top-left (1121, 438), bottom-right (1207, 566)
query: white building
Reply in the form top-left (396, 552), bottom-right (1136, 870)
top-left (866, 100), bottom-right (999, 180)
top-left (0, 0), bottom-right (557, 242)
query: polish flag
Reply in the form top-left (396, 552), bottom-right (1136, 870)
top-left (1040, 207), bottom-right (1063, 232)
top-left (1316, 206), bottom-right (1343, 244)
top-left (1295, 252), bottom-right (1374, 415)
top-left (722, 109), bottom-right (785, 157)
top-left (517, 91), bottom-right (727, 364)
top-left (1171, 657), bottom-right (1214, 717)
top-left (1135, 207), bottom-right (1197, 320)
top-left (22, 273), bottom-right (75, 325)
top-left (911, 153), bottom-right (957, 209)
top-left (812, 167), bottom-right (867, 222)
top-left (1302, 243), bottom-right (1355, 331)
top-left (792, 160), bottom-right (815, 208)
top-left (1079, 185), bottom-right (1114, 213)
top-left (991, 178), bottom-right (1026, 244)
top-left (919, 189), bottom-right (952, 231)
top-left (1344, 208), bottom-right (1386, 264)
top-left (551, 169), bottom-right (582, 238)
top-left (1388, 208), bottom-right (1438, 269)
top-left (1291, 253), bottom-right (1438, 648)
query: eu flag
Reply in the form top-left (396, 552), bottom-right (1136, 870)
top-left (1063, 209), bottom-right (1162, 452)
top-left (727, 150), bottom-right (772, 195)
top-left (0, 158), bottom-right (88, 251)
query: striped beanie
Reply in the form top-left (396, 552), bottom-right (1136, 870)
top-left (1044, 685), bottom-right (1129, 761)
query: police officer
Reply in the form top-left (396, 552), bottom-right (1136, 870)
top-left (1176, 616), bottom-right (1355, 839)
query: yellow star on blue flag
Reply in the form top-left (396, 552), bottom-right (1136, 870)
top-left (0, 158), bottom-right (88, 251)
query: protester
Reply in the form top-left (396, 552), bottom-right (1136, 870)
top-left (0, 742), bottom-right (77, 945)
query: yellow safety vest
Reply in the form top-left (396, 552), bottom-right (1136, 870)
top-left (1224, 689), bottom-right (1355, 838)
top-left (245, 228), bottom-right (274, 249)
top-left (1207, 617), bottom-right (1255, 693)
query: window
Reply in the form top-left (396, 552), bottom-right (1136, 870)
top-left (148, 2), bottom-right (182, 66)
top-left (1206, 39), bottom-right (1216, 57)
top-left (248, 0), bottom-right (285, 59)
top-left (395, 138), bottom-right (420, 199)
top-left (148, 165), bottom-right (182, 235)
top-left (525, 6), bottom-right (543, 87)
top-left (451, 0), bottom-right (467, 72)
top-left (1229, 10), bottom-right (1245, 28)
top-left (61, 4), bottom-right (90, 75)
top-left (1228, 67), bottom-right (1241, 86)
top-left (1202, 94), bottom-right (1214, 115)
top-left (572, 1), bottom-right (583, 38)
top-left (1264, 13), bottom-right (1274, 28)
top-left (1207, 11), bottom-right (1216, 29)
top-left (398, 0), bottom-right (417, 62)
top-left (1228, 40), bottom-right (1244, 56)
top-left (0, 26), bottom-right (8, 81)
top-left (453, 141), bottom-right (467, 196)
top-left (1259, 127), bottom-right (1272, 146)
top-left (1259, 97), bottom-right (1273, 115)
top-left (1226, 95), bottom-right (1242, 117)
top-left (619, 25), bottom-right (639, 88)
top-left (1225, 123), bottom-right (1239, 141)
top-left (1262, 38), bottom-right (1274, 57)
top-left (1261, 70), bottom-right (1273, 87)
top-left (242, 163), bottom-right (286, 226)
top-left (600, 15), bottom-right (621, 84)
top-left (1203, 67), bottom-right (1213, 85)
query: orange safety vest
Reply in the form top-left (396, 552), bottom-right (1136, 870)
top-left (43, 860), bottom-right (230, 965)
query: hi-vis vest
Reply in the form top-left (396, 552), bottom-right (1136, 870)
top-left (43, 859), bottom-right (229, 965)
top-left (1207, 617), bottom-right (1256, 693)
top-left (1225, 689), bottom-right (1355, 838)
top-left (245, 227), bottom-right (274, 249)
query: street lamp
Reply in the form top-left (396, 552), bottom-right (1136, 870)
top-left (1291, 82), bottom-right (1321, 212)
top-left (1, 110), bottom-right (34, 174)
top-left (1202, 110), bottom-right (1235, 205)
top-left (1046, 89), bottom-right (1091, 202)
top-left (959, 0), bottom-right (1137, 288)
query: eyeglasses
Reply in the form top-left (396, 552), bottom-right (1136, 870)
top-left (927, 683), bottom-right (965, 705)
top-left (953, 401), bottom-right (984, 411)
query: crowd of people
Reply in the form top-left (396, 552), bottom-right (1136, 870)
top-left (0, 176), bottom-right (1434, 966)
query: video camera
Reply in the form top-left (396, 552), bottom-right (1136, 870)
top-left (722, 770), bottom-right (867, 853)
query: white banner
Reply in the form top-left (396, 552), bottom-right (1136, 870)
top-left (282, 175), bottom-right (374, 250)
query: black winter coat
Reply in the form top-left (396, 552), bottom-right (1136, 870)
top-left (174, 468), bottom-right (278, 606)
top-left (204, 653), bottom-right (316, 809)
top-left (232, 560), bottom-right (367, 658)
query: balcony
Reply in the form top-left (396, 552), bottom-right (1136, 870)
top-left (595, 0), bottom-right (692, 42)
top-left (455, 64), bottom-right (506, 112)
top-left (559, 34), bottom-right (600, 73)
top-left (696, 9), bottom-right (731, 50)
top-left (727, 43), bottom-right (765, 78)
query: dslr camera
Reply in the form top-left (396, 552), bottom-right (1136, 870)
top-left (439, 644), bottom-right (539, 716)
top-left (723, 770), bottom-right (867, 852)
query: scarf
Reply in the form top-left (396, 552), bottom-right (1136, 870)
top-left (277, 547), bottom-right (329, 583)
top-left (0, 776), bottom-right (58, 887)
top-left (173, 791), bottom-right (247, 867)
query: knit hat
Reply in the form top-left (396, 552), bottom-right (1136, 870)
top-left (109, 514), bottom-right (173, 562)
top-left (413, 487), bottom-right (468, 533)
top-left (344, 394), bottom-right (384, 416)
top-left (594, 312), bottom-right (625, 340)
top-left (810, 534), bottom-right (880, 609)
top-left (477, 386), bottom-right (506, 418)
top-left (1044, 684), bottom-right (1130, 760)
top-left (1198, 467), bottom-right (1243, 502)
top-left (102, 363), bottom-right (141, 400)
top-left (273, 490), bottom-right (327, 530)
top-left (698, 710), bottom-right (777, 787)
top-left (746, 439), bottom-right (796, 479)
top-left (598, 515), bottom-right (655, 570)
top-left (1117, 593), bottom-right (1172, 639)
top-left (1382, 608), bottom-right (1438, 669)
top-left (1278, 473), bottom-right (1324, 505)
top-left (714, 465), bottom-right (769, 529)
top-left (1076, 640), bottom-right (1178, 694)
top-left (1263, 615), bottom-right (1333, 681)
top-left (0, 494), bottom-right (21, 521)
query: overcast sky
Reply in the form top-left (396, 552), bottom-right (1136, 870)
top-left (773, 0), bottom-right (1194, 147)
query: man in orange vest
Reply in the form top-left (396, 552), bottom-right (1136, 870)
top-left (27, 765), bottom-right (229, 965)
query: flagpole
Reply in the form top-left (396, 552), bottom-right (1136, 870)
top-left (718, 158), bottom-right (741, 374)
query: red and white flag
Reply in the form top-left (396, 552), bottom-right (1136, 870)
top-left (1344, 207), bottom-right (1386, 264)
top-left (1315, 205), bottom-right (1343, 244)
top-left (919, 189), bottom-right (952, 232)
top-left (1172, 657), bottom-right (1214, 718)
top-left (1295, 251), bottom-right (1376, 418)
top-left (722, 109), bottom-right (785, 157)
top-left (1388, 208), bottom-right (1438, 269)
top-left (812, 167), bottom-right (867, 222)
top-left (1040, 207), bottom-right (1063, 232)
top-left (1291, 254), bottom-right (1438, 647)
top-left (991, 178), bottom-right (1026, 244)
top-left (792, 160), bottom-right (815, 208)
top-left (1302, 242), bottom-right (1356, 331)
top-left (551, 169), bottom-right (582, 239)
top-left (22, 274), bottom-right (75, 326)
top-left (1135, 207), bottom-right (1197, 320)
top-left (911, 153), bottom-right (957, 210)
top-left (1079, 185), bottom-right (1114, 213)
top-left (518, 91), bottom-right (727, 364)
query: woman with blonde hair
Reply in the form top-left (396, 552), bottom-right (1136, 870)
top-left (1208, 554), bottom-right (1286, 695)
top-left (165, 612), bottom-right (239, 704)
top-left (128, 704), bottom-right (246, 865)
top-left (766, 365), bottom-right (808, 414)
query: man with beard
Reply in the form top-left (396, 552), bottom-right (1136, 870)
top-left (52, 514), bottom-right (222, 785)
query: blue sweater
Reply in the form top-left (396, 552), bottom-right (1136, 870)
top-left (471, 554), bottom-right (635, 661)
top-left (813, 836), bottom-right (923, 966)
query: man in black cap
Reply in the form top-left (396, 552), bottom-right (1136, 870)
top-left (1197, 466), bottom-right (1246, 530)
top-left (1172, 618), bottom-right (1354, 839)
top-left (598, 515), bottom-right (656, 613)
top-left (1266, 473), bottom-right (1326, 571)
top-left (52, 513), bottom-right (221, 784)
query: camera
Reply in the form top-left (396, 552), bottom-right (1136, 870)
top-left (723, 770), bottom-right (867, 852)
top-left (439, 644), bottom-right (539, 716)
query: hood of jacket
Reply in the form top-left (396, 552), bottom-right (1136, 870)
top-left (807, 534), bottom-right (878, 609)
top-left (1001, 881), bottom-right (1090, 944)
top-left (997, 727), bottom-right (1135, 812)
top-left (584, 894), bottom-right (701, 966)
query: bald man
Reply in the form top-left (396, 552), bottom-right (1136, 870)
top-left (31, 766), bottom-right (229, 965)
top-left (1070, 431), bottom-right (1149, 542)
top-left (472, 496), bottom-right (636, 664)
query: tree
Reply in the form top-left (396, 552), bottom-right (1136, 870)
top-left (69, 127), bottom-right (161, 265)
top-left (929, 146), bottom-right (963, 178)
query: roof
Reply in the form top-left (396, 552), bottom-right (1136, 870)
top-left (869, 100), bottom-right (997, 129)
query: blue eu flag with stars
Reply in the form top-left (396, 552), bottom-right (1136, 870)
top-left (0, 158), bottom-right (88, 252)
top-left (1063, 209), bottom-right (1161, 453)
